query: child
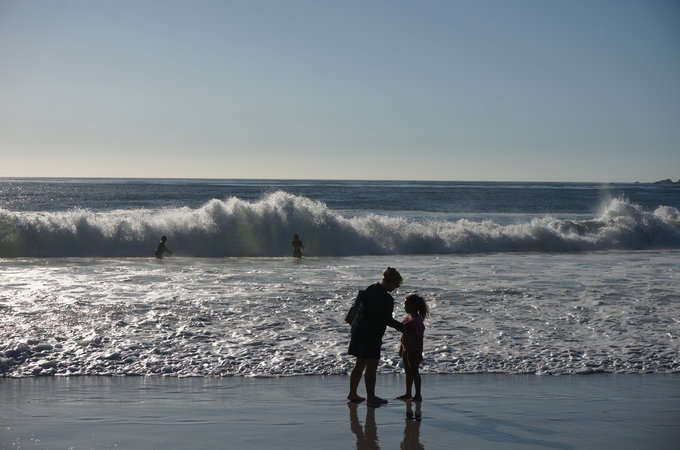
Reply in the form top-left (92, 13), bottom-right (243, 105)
top-left (397, 294), bottom-right (428, 402)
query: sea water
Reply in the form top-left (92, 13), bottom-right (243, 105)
top-left (0, 179), bottom-right (678, 377)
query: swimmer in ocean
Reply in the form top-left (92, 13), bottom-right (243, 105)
top-left (155, 236), bottom-right (172, 259)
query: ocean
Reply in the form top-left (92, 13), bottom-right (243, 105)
top-left (1, 178), bottom-right (679, 377)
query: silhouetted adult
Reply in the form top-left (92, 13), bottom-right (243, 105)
top-left (347, 267), bottom-right (404, 407)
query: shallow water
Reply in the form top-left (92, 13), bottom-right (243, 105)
top-left (2, 251), bottom-right (678, 377)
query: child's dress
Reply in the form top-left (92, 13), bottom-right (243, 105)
top-left (400, 314), bottom-right (425, 363)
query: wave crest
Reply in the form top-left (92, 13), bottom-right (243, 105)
top-left (1, 192), bottom-right (678, 257)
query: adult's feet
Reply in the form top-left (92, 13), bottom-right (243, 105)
top-left (347, 394), bottom-right (366, 403)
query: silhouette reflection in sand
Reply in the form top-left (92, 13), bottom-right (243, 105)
top-left (348, 400), bottom-right (424, 450)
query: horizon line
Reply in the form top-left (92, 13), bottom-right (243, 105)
top-left (0, 175), bottom-right (671, 184)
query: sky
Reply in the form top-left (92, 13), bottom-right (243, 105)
top-left (1, 0), bottom-right (678, 182)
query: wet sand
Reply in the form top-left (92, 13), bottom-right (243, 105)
top-left (1, 374), bottom-right (678, 449)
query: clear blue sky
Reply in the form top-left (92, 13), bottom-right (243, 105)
top-left (1, 0), bottom-right (678, 182)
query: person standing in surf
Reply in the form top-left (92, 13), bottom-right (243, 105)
top-left (291, 234), bottom-right (304, 258)
top-left (154, 236), bottom-right (172, 259)
top-left (347, 267), bottom-right (404, 407)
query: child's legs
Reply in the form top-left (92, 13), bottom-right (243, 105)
top-left (402, 353), bottom-right (414, 395)
top-left (407, 354), bottom-right (422, 398)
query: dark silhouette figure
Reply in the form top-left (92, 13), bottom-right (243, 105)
top-left (291, 234), bottom-right (304, 258)
top-left (154, 236), bottom-right (172, 259)
top-left (396, 294), bottom-right (429, 402)
top-left (347, 267), bottom-right (404, 407)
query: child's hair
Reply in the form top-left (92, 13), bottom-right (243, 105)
top-left (405, 294), bottom-right (429, 320)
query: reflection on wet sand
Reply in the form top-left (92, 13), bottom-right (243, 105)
top-left (348, 402), bottom-right (380, 449)
top-left (348, 401), bottom-right (424, 450)
top-left (402, 401), bottom-right (424, 450)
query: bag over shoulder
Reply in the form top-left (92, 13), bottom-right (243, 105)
top-left (344, 289), bottom-right (365, 325)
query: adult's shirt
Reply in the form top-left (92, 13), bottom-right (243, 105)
top-left (350, 283), bottom-right (403, 342)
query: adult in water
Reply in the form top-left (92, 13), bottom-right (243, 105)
top-left (154, 236), bottom-right (172, 259)
top-left (291, 234), bottom-right (304, 258)
top-left (347, 267), bottom-right (404, 407)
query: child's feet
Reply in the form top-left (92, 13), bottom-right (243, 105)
top-left (412, 394), bottom-right (422, 402)
top-left (347, 394), bottom-right (366, 403)
top-left (396, 394), bottom-right (412, 401)
top-left (367, 396), bottom-right (389, 408)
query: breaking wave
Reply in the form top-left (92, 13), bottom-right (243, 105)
top-left (1, 191), bottom-right (679, 257)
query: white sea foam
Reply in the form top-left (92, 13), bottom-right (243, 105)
top-left (0, 192), bottom-right (678, 257)
top-left (1, 252), bottom-right (678, 377)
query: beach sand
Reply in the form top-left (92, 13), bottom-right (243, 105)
top-left (1, 374), bottom-right (678, 449)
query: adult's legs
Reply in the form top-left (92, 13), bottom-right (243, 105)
top-left (348, 357), bottom-right (367, 402)
top-left (364, 358), bottom-right (384, 404)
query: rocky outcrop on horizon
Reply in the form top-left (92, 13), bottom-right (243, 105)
top-left (654, 178), bottom-right (680, 184)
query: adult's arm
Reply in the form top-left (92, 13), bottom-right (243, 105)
top-left (383, 298), bottom-right (404, 331)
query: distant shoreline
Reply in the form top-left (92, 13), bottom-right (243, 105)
top-left (1, 176), bottom-right (680, 184)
